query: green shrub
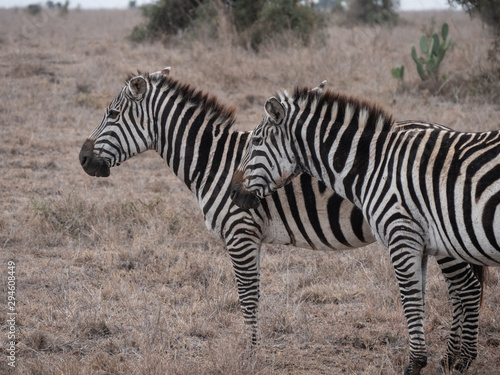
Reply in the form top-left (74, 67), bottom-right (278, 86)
top-left (190, 0), bottom-right (224, 39)
top-left (239, 0), bottom-right (324, 49)
top-left (259, 0), bottom-right (322, 37)
top-left (27, 4), bottom-right (43, 15)
top-left (231, 0), bottom-right (265, 32)
top-left (346, 0), bottom-right (399, 25)
top-left (391, 65), bottom-right (405, 88)
top-left (448, 0), bottom-right (500, 36)
top-left (128, 0), bottom-right (200, 41)
top-left (129, 0), bottom-right (324, 48)
top-left (448, 0), bottom-right (500, 73)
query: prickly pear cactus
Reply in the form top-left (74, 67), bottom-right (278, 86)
top-left (411, 22), bottom-right (451, 81)
top-left (391, 65), bottom-right (405, 81)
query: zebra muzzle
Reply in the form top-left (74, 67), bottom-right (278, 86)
top-left (230, 186), bottom-right (261, 210)
top-left (79, 139), bottom-right (111, 177)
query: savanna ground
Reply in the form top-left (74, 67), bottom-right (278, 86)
top-left (0, 6), bottom-right (499, 375)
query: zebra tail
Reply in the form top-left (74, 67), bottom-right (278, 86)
top-left (471, 264), bottom-right (489, 308)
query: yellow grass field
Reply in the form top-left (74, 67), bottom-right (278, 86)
top-left (0, 6), bottom-right (499, 374)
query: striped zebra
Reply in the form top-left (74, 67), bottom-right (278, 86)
top-left (79, 68), bottom-right (374, 345)
top-left (78, 70), bottom-right (483, 371)
top-left (230, 86), bottom-right (493, 374)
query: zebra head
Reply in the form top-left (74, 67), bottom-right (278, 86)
top-left (230, 95), bottom-right (302, 210)
top-left (79, 67), bottom-right (171, 177)
top-left (231, 82), bottom-right (327, 210)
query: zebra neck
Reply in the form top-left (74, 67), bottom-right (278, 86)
top-left (297, 115), bottom-right (393, 209)
top-left (153, 104), bottom-right (244, 197)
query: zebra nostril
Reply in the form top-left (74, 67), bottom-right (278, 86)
top-left (80, 156), bottom-right (88, 167)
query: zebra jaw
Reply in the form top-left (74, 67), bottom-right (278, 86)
top-left (79, 139), bottom-right (111, 178)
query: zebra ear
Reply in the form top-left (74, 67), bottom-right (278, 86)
top-left (265, 97), bottom-right (285, 124)
top-left (128, 76), bottom-right (147, 99)
top-left (309, 80), bottom-right (327, 95)
top-left (161, 66), bottom-right (171, 76)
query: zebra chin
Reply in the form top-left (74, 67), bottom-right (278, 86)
top-left (79, 139), bottom-right (111, 178)
top-left (230, 187), bottom-right (261, 210)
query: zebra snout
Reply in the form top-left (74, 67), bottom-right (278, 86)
top-left (229, 187), bottom-right (238, 201)
top-left (79, 139), bottom-right (111, 178)
top-left (80, 155), bottom-right (90, 169)
top-left (230, 185), bottom-right (261, 210)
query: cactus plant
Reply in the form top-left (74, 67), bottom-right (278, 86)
top-left (411, 22), bottom-right (451, 81)
top-left (391, 65), bottom-right (405, 81)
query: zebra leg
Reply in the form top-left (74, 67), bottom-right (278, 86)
top-left (421, 254), bottom-right (429, 307)
top-left (390, 245), bottom-right (428, 375)
top-left (438, 257), bottom-right (464, 371)
top-left (437, 257), bottom-right (481, 373)
top-left (453, 266), bottom-right (481, 373)
top-left (225, 236), bottom-right (262, 347)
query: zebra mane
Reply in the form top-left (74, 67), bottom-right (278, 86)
top-left (278, 86), bottom-right (394, 132)
top-left (126, 71), bottom-right (237, 131)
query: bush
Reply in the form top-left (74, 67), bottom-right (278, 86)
top-left (448, 0), bottom-right (500, 36)
top-left (26, 4), bottom-right (43, 15)
top-left (246, 0), bottom-right (324, 49)
top-left (129, 0), bottom-right (324, 48)
top-left (259, 0), bottom-right (322, 38)
top-left (448, 0), bottom-right (500, 81)
top-left (129, 0), bottom-right (200, 41)
top-left (346, 0), bottom-right (399, 25)
top-left (231, 0), bottom-right (265, 32)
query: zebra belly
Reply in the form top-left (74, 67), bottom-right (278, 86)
top-left (260, 179), bottom-right (374, 251)
top-left (201, 176), bottom-right (374, 252)
top-left (426, 221), bottom-right (500, 266)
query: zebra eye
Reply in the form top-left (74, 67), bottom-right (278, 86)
top-left (252, 137), bottom-right (263, 146)
top-left (108, 109), bottom-right (120, 118)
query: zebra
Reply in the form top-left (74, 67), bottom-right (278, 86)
top-left (78, 70), bottom-right (484, 370)
top-left (79, 68), bottom-right (375, 345)
top-left (230, 85), bottom-right (493, 374)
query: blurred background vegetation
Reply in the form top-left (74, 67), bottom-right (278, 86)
top-left (123, 0), bottom-right (499, 96)
top-left (128, 0), bottom-right (400, 47)
top-left (22, 0), bottom-right (500, 98)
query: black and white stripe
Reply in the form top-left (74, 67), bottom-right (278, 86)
top-left (231, 86), bottom-right (491, 374)
top-left (80, 69), bottom-right (379, 346)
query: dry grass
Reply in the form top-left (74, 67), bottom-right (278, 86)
top-left (0, 7), bottom-right (499, 375)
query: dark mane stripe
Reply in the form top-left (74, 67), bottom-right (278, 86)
top-left (285, 86), bottom-right (395, 132)
top-left (127, 71), bottom-right (237, 131)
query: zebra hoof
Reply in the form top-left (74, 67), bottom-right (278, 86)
top-left (440, 355), bottom-right (473, 373)
top-left (454, 359), bottom-right (472, 373)
top-left (440, 355), bottom-right (458, 373)
top-left (404, 357), bottom-right (427, 375)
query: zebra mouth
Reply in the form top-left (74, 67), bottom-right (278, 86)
top-left (230, 186), bottom-right (261, 210)
top-left (79, 139), bottom-right (111, 177)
